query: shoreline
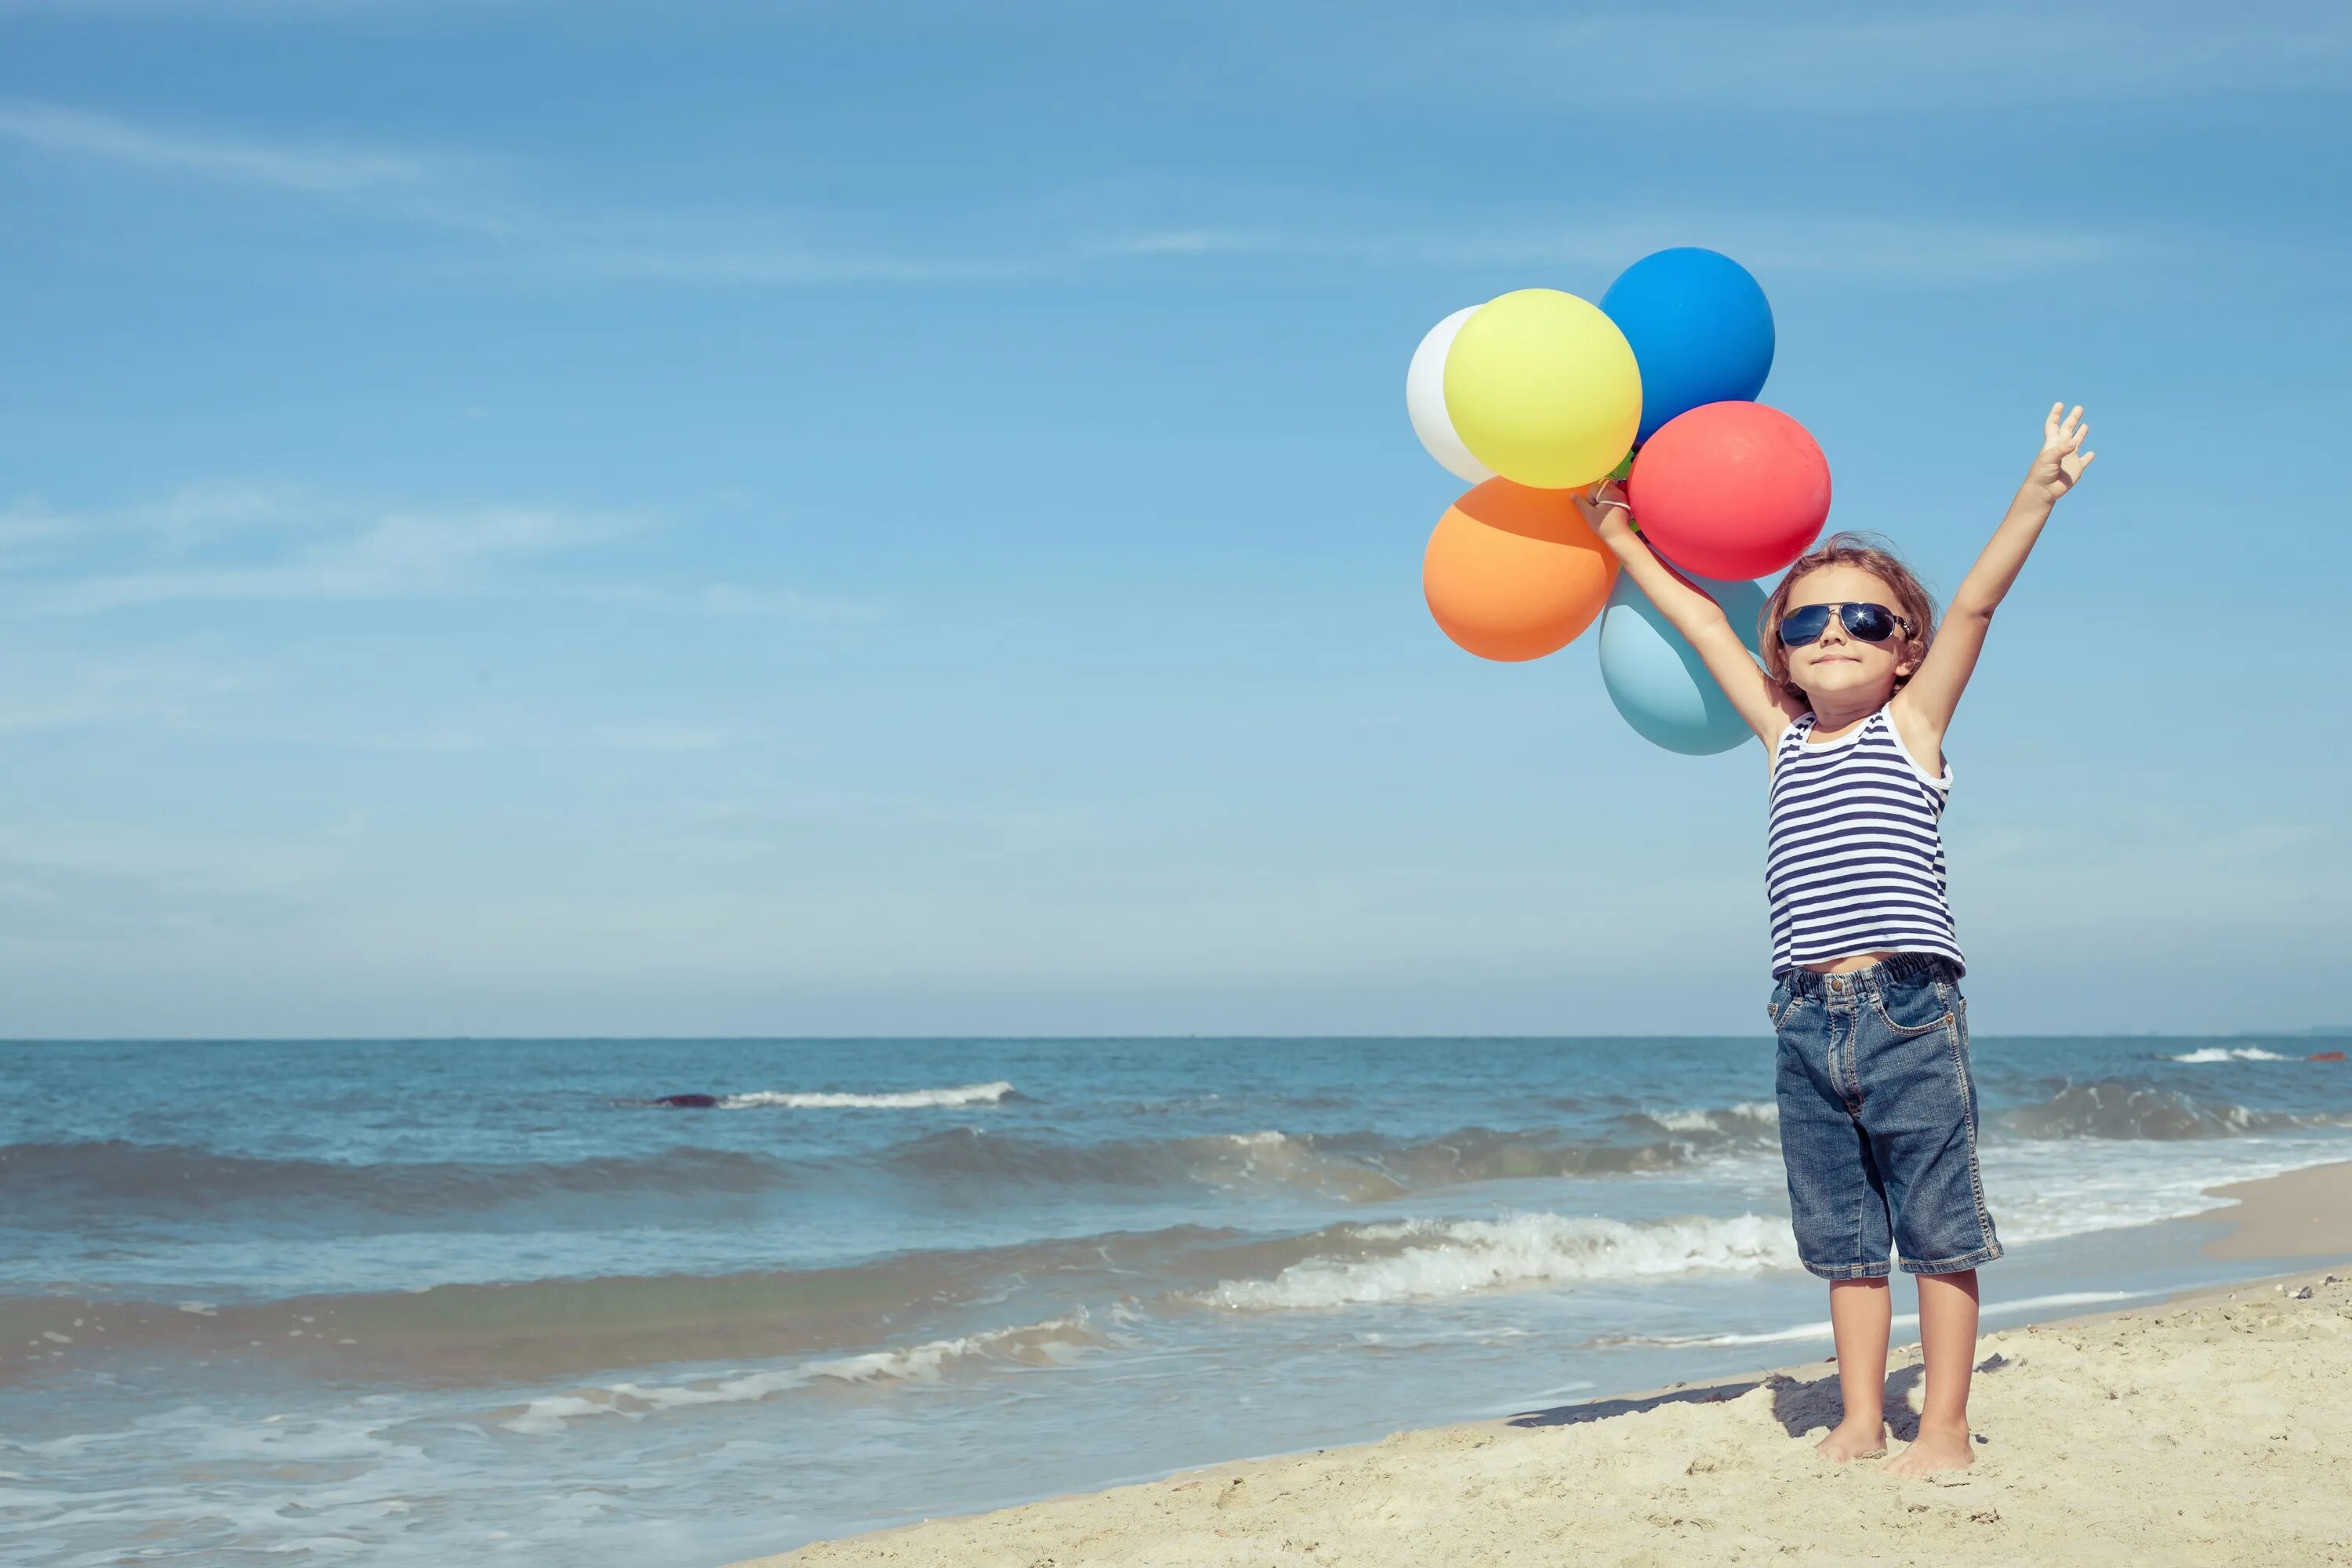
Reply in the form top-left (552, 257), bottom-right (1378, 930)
top-left (735, 1160), bottom-right (2352, 1567)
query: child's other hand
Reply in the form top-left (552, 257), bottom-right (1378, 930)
top-left (1576, 479), bottom-right (1634, 538)
top-left (2027, 402), bottom-right (2096, 502)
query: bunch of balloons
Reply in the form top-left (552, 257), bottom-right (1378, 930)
top-left (1406, 248), bottom-right (1831, 754)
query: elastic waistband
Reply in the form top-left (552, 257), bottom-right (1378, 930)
top-left (1783, 952), bottom-right (1961, 1000)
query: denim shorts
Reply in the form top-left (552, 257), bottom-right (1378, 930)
top-left (1768, 953), bottom-right (2002, 1279)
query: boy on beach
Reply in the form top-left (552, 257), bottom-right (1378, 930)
top-left (1577, 404), bottom-right (2096, 1474)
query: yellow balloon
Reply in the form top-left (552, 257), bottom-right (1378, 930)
top-left (1443, 289), bottom-right (1642, 490)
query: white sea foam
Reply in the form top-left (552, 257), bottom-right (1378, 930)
top-left (1189, 1212), bottom-right (1799, 1312)
top-left (1602, 1289), bottom-right (2146, 1349)
top-left (2166, 1047), bottom-right (2290, 1063)
top-left (1987, 1138), bottom-right (2352, 1247)
top-left (499, 1311), bottom-right (1097, 1434)
top-left (720, 1080), bottom-right (1015, 1109)
top-left (1653, 1102), bottom-right (1780, 1134)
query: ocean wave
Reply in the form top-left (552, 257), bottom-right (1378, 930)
top-left (0, 1223), bottom-right (1244, 1383)
top-left (880, 1125), bottom-right (1409, 1202)
top-left (0, 1140), bottom-right (799, 1216)
top-left (2, 1110), bottom-right (1784, 1226)
top-left (718, 1080), bottom-right (1016, 1109)
top-left (0, 1203), bottom-right (1809, 1377)
top-left (1633, 1102), bottom-right (1780, 1136)
top-left (2003, 1080), bottom-right (2328, 1141)
top-left (1183, 1212), bottom-right (1798, 1312)
top-left (2165, 1048), bottom-right (2290, 1064)
top-left (879, 1122), bottom-right (1725, 1201)
top-left (1329, 1125), bottom-right (1703, 1186)
top-left (496, 1310), bottom-right (1103, 1434)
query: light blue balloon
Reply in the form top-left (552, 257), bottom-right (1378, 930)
top-left (1597, 568), bottom-right (1769, 755)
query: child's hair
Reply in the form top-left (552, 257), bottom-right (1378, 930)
top-left (1757, 532), bottom-right (1940, 708)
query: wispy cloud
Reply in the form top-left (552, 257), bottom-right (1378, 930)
top-left (503, 209), bottom-right (2131, 290)
top-left (2, 484), bottom-right (880, 620)
top-left (1071, 216), bottom-right (2125, 285)
top-left (0, 503), bottom-right (74, 567)
top-left (2, 484), bottom-right (336, 579)
top-left (0, 97), bottom-right (422, 194)
top-left (0, 649), bottom-right (248, 734)
top-left (0, 96), bottom-right (522, 237)
top-left (0, 94), bottom-right (2136, 289)
top-left (34, 504), bottom-right (637, 612)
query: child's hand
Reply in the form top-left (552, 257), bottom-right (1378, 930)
top-left (1575, 478), bottom-right (1635, 539)
top-left (2026, 402), bottom-right (2096, 503)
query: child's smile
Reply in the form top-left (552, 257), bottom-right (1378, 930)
top-left (1784, 564), bottom-right (1914, 705)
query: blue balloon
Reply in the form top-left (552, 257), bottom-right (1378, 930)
top-left (1597, 567), bottom-right (1769, 756)
top-left (1600, 249), bottom-right (1776, 445)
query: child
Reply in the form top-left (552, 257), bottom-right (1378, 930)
top-left (1576, 403), bottom-right (2096, 1478)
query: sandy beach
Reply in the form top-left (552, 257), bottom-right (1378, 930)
top-left (739, 1162), bottom-right (2352, 1568)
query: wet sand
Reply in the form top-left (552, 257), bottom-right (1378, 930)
top-left (733, 1162), bottom-right (2352, 1568)
top-left (2199, 1161), bottom-right (2352, 1260)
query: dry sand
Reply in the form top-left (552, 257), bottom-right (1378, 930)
top-left (736, 1163), bottom-right (2352, 1568)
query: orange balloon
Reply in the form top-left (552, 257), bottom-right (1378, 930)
top-left (1422, 478), bottom-right (1617, 662)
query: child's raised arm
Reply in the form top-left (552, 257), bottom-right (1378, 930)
top-left (1893, 403), bottom-right (2096, 747)
top-left (1577, 482), bottom-right (1803, 747)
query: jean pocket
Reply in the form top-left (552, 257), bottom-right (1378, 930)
top-left (1868, 985), bottom-right (1954, 1039)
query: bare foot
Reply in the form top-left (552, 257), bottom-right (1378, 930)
top-left (1885, 1420), bottom-right (1974, 1478)
top-left (1814, 1418), bottom-right (1888, 1462)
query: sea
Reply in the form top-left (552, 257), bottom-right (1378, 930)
top-left (6, 1032), bottom-right (2352, 1566)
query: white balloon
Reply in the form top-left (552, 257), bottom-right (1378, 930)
top-left (1406, 305), bottom-right (1495, 485)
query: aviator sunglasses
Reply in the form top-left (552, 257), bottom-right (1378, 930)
top-left (1776, 601), bottom-right (1917, 648)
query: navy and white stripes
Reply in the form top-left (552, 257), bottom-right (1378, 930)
top-left (1766, 704), bottom-right (1965, 977)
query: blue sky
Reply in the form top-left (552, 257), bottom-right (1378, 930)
top-left (2, 1), bottom-right (2347, 1037)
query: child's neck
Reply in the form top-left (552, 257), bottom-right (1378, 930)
top-left (1806, 688), bottom-right (1893, 737)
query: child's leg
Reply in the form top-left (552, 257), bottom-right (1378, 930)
top-left (1886, 1268), bottom-right (1979, 1477)
top-left (1846, 961), bottom-right (1998, 1477)
top-left (1819, 1277), bottom-right (1890, 1460)
top-left (1769, 974), bottom-right (1899, 1461)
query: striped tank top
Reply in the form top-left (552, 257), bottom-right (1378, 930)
top-left (1766, 702), bottom-right (1964, 978)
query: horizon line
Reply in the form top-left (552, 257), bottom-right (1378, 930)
top-left (7, 1029), bottom-right (2345, 1045)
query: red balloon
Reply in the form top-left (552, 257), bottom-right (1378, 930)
top-left (1627, 403), bottom-right (1831, 580)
